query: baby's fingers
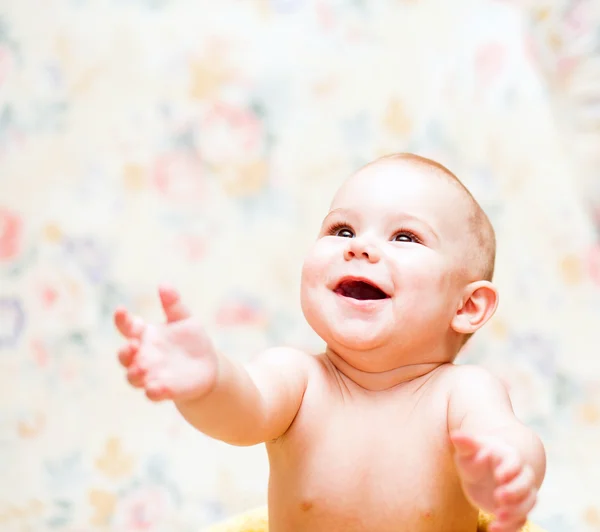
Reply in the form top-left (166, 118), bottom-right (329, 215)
top-left (461, 448), bottom-right (493, 484)
top-left (126, 364), bottom-right (147, 388)
top-left (493, 449), bottom-right (522, 485)
top-left (145, 380), bottom-right (173, 402)
top-left (491, 489), bottom-right (537, 532)
top-left (118, 339), bottom-right (140, 368)
top-left (451, 432), bottom-right (481, 457)
top-left (495, 465), bottom-right (535, 506)
top-left (452, 433), bottom-right (492, 484)
top-left (489, 516), bottom-right (527, 532)
top-left (159, 285), bottom-right (191, 324)
top-left (114, 307), bottom-right (146, 339)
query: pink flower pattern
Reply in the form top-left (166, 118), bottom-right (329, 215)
top-left (0, 207), bottom-right (23, 261)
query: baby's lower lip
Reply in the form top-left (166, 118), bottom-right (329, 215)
top-left (334, 291), bottom-right (390, 308)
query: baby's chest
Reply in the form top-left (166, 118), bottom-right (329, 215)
top-left (288, 398), bottom-right (452, 499)
top-left (265, 374), bottom-right (474, 530)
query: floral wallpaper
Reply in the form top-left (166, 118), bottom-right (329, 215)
top-left (1, 1), bottom-right (599, 531)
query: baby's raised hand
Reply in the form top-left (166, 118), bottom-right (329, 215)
top-left (115, 286), bottom-right (218, 402)
top-left (451, 432), bottom-right (537, 532)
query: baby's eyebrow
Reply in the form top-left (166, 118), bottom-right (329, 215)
top-left (325, 208), bottom-right (351, 218)
top-left (321, 208), bottom-right (353, 224)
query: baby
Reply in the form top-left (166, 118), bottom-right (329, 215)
top-left (115, 153), bottom-right (546, 532)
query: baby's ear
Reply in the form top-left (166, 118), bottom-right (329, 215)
top-left (451, 281), bottom-right (498, 334)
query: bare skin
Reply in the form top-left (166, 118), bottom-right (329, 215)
top-left (115, 156), bottom-right (546, 532)
top-left (267, 355), bottom-right (477, 532)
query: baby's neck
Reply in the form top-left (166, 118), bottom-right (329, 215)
top-left (324, 347), bottom-right (449, 392)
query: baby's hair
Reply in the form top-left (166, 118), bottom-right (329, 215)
top-left (366, 153), bottom-right (496, 283)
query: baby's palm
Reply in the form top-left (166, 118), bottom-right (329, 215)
top-left (115, 286), bottom-right (218, 402)
top-left (452, 432), bottom-right (537, 532)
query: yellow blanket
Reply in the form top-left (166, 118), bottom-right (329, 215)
top-left (206, 506), bottom-right (546, 531)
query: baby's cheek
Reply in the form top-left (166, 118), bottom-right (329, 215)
top-left (300, 256), bottom-right (330, 315)
top-left (397, 267), bottom-right (454, 312)
top-left (400, 269), bottom-right (436, 294)
top-left (300, 250), bottom-right (327, 286)
top-left (407, 259), bottom-right (454, 289)
top-left (299, 262), bottom-right (318, 304)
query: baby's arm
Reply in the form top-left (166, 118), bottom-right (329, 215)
top-left (115, 286), bottom-right (310, 446)
top-left (447, 365), bottom-right (546, 532)
top-left (176, 346), bottom-right (310, 446)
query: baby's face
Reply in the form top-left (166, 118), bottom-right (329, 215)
top-left (300, 161), bottom-right (475, 370)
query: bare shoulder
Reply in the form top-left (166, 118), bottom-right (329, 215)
top-left (247, 346), bottom-right (321, 378)
top-left (443, 364), bottom-right (516, 431)
top-left (442, 364), bottom-right (509, 395)
top-left (400, 363), bottom-right (504, 398)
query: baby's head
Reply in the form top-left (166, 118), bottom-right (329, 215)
top-left (300, 153), bottom-right (498, 372)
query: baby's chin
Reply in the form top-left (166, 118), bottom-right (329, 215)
top-left (326, 326), bottom-right (389, 354)
top-left (302, 297), bottom-right (393, 352)
top-left (326, 337), bottom-right (405, 375)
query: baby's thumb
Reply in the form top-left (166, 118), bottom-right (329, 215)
top-left (450, 432), bottom-right (480, 458)
top-left (159, 284), bottom-right (191, 323)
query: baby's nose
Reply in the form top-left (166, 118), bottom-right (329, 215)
top-left (344, 240), bottom-right (380, 263)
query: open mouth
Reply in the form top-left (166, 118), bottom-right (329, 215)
top-left (334, 278), bottom-right (390, 301)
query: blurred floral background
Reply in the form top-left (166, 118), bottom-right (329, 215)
top-left (1, 0), bottom-right (599, 531)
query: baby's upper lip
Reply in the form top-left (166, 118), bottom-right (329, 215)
top-left (333, 275), bottom-right (392, 298)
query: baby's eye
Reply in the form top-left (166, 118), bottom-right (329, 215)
top-left (393, 231), bottom-right (418, 243)
top-left (336, 227), bottom-right (354, 238)
top-left (324, 221), bottom-right (355, 238)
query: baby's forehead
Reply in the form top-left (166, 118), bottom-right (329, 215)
top-left (331, 160), bottom-right (469, 216)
